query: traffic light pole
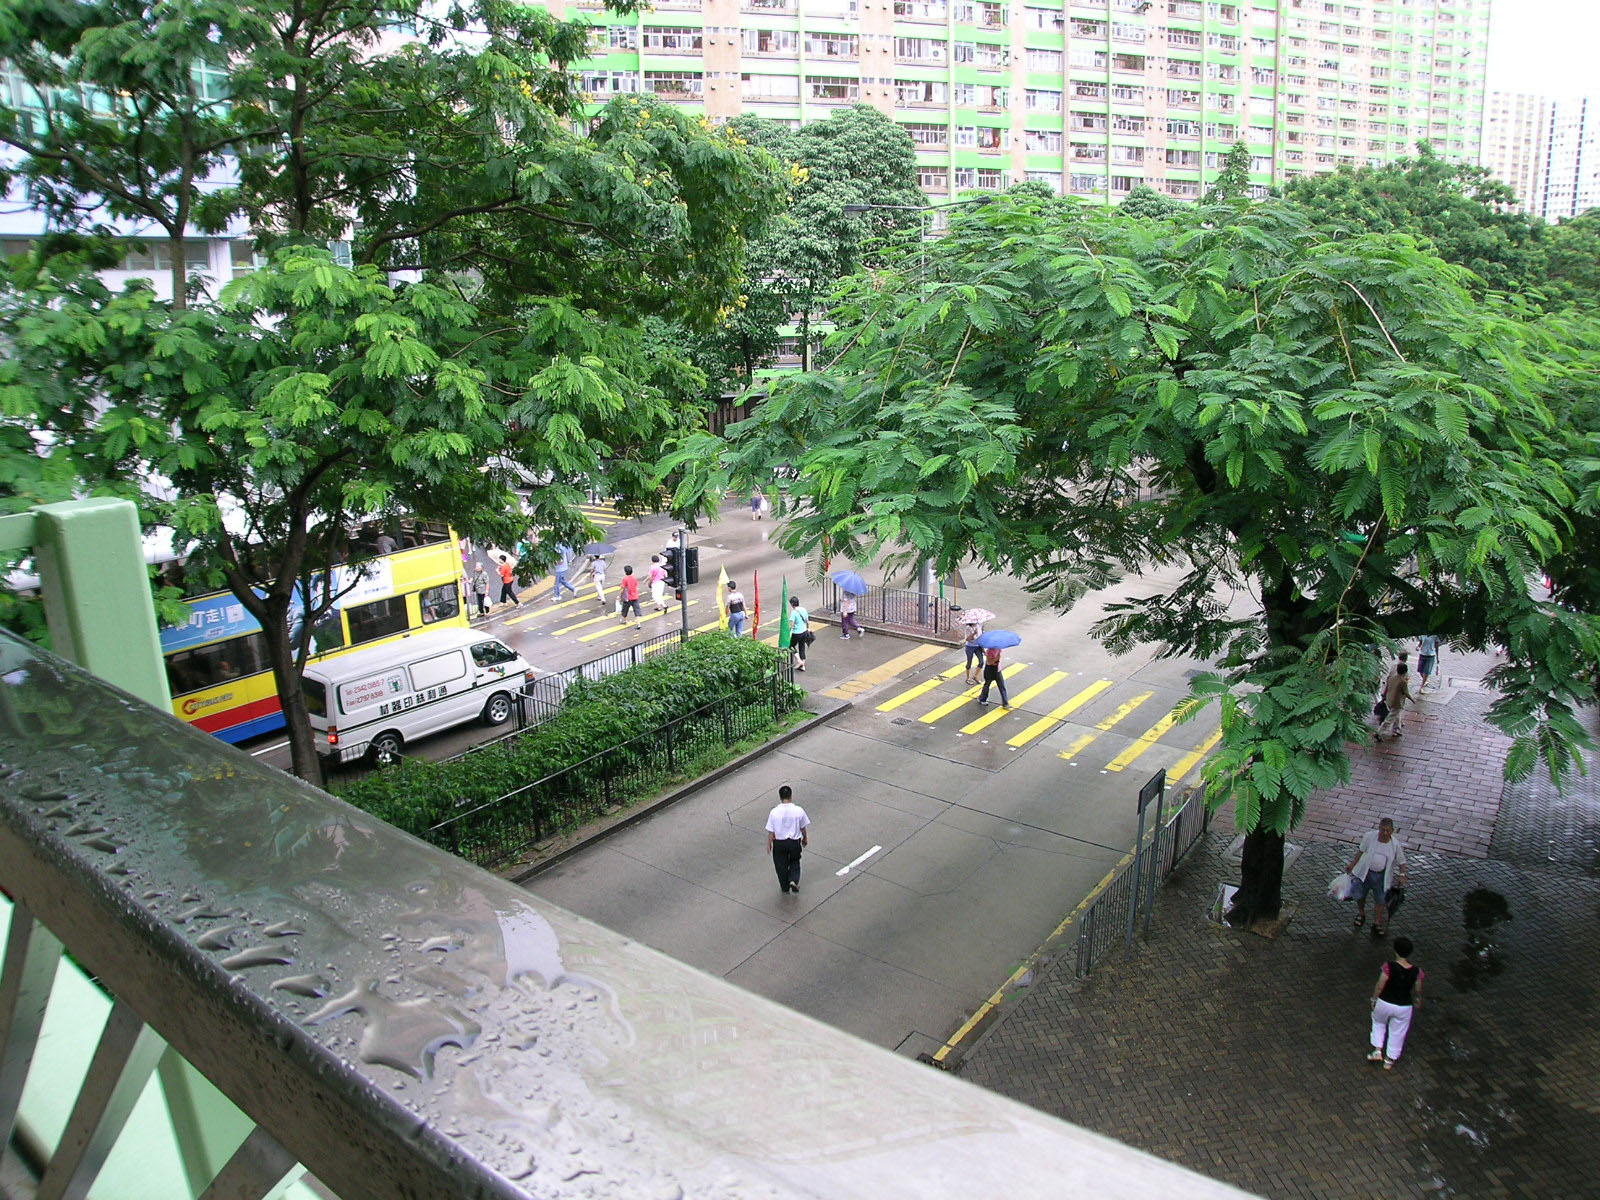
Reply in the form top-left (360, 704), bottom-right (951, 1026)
top-left (677, 528), bottom-right (690, 645)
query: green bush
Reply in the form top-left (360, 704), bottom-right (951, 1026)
top-left (332, 632), bottom-right (803, 842)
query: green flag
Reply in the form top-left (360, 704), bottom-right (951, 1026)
top-left (778, 577), bottom-right (791, 649)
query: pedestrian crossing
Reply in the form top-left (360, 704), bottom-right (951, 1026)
top-left (579, 501), bottom-right (622, 527)
top-left (871, 666), bottom-right (1220, 783)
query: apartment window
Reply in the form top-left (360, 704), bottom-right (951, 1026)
top-left (1075, 82), bottom-right (1109, 100)
top-left (1071, 142), bottom-right (1107, 163)
top-left (919, 167), bottom-right (950, 189)
top-left (1071, 113), bottom-right (1107, 132)
top-left (608, 25), bottom-right (639, 49)
top-left (1167, 179), bottom-right (1201, 197)
top-left (895, 37), bottom-right (946, 62)
top-left (119, 239), bottom-right (213, 273)
top-left (642, 26), bottom-right (703, 51)
top-left (1073, 19), bottom-right (1107, 37)
top-left (1166, 148), bottom-right (1201, 166)
top-left (743, 0), bottom-right (797, 9)
top-left (894, 0), bottom-right (948, 18)
top-left (807, 76), bottom-right (860, 101)
top-left (1111, 145), bottom-right (1144, 164)
top-left (954, 167), bottom-right (977, 188)
top-left (1070, 172), bottom-right (1106, 194)
top-left (1168, 30), bottom-right (1202, 48)
top-left (582, 70), bottom-right (640, 95)
top-left (975, 125), bottom-right (1006, 149)
top-left (1111, 23), bottom-right (1146, 41)
top-left (742, 28), bottom-right (798, 53)
top-left (901, 121), bottom-right (948, 146)
top-left (1027, 88), bottom-right (1063, 112)
top-left (896, 79), bottom-right (948, 105)
top-left (1027, 170), bottom-right (1063, 193)
top-left (1070, 46), bottom-right (1109, 70)
top-left (955, 83), bottom-right (1007, 108)
top-left (977, 168), bottom-right (1003, 189)
top-left (1169, 59), bottom-right (1201, 80)
top-left (978, 2), bottom-right (1006, 28)
top-left (741, 73), bottom-right (801, 99)
top-left (1025, 129), bottom-right (1063, 152)
top-left (805, 32), bottom-right (859, 56)
top-left (644, 71), bottom-right (702, 97)
top-left (1205, 121), bottom-right (1237, 139)
top-left (954, 125), bottom-right (976, 146)
top-left (1112, 53), bottom-right (1146, 72)
top-left (1027, 48), bottom-right (1064, 72)
top-left (1168, 0), bottom-right (1202, 15)
top-left (1112, 114), bottom-right (1145, 133)
top-left (1111, 174), bottom-right (1142, 193)
top-left (1111, 84), bottom-right (1145, 102)
top-left (1023, 6), bottom-right (1066, 31)
top-left (1167, 88), bottom-right (1201, 108)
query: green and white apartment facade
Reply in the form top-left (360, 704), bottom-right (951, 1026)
top-left (554, 0), bottom-right (1489, 203)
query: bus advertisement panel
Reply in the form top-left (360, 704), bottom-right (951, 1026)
top-left (160, 530), bottom-right (467, 743)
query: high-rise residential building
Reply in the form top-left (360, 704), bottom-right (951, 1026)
top-left (1480, 91), bottom-right (1548, 213)
top-left (1539, 97), bottom-right (1599, 221)
top-left (551, 0), bottom-right (1491, 203)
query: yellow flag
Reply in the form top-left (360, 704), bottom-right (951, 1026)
top-left (716, 564), bottom-right (730, 626)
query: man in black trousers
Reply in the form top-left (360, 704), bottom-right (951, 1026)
top-left (764, 785), bottom-right (811, 895)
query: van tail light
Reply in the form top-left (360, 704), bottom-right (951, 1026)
top-left (328, 726), bottom-right (339, 747)
top-left (524, 669), bottom-right (537, 685)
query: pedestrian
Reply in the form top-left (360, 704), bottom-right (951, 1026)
top-left (1345, 817), bottom-right (1407, 936)
top-left (551, 544), bottom-right (578, 601)
top-left (648, 555), bottom-right (669, 611)
top-left (376, 529), bottom-right (398, 556)
top-left (725, 581), bottom-right (748, 637)
top-left (978, 645), bottom-right (1011, 708)
top-left (962, 623), bottom-right (984, 685)
top-left (764, 784), bottom-right (810, 895)
top-left (1416, 634), bottom-right (1439, 694)
top-left (590, 554), bottom-right (607, 606)
top-left (788, 595), bottom-right (812, 671)
top-left (1367, 936), bottom-right (1425, 1069)
top-left (839, 592), bottom-right (862, 639)
top-left (497, 555), bottom-right (519, 607)
top-left (750, 486), bottom-right (764, 521)
top-left (618, 565), bottom-right (642, 625)
top-left (471, 564), bottom-right (490, 617)
top-left (1376, 662), bottom-right (1414, 739)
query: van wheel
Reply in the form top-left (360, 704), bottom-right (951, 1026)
top-left (482, 692), bottom-right (513, 726)
top-left (368, 731), bottom-right (404, 766)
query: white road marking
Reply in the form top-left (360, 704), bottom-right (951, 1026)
top-left (836, 845), bottom-right (882, 877)
top-left (250, 741), bottom-right (290, 757)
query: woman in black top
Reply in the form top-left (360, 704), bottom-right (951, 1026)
top-left (1367, 936), bottom-right (1425, 1069)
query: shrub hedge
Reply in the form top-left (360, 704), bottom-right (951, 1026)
top-left (332, 631), bottom-right (802, 841)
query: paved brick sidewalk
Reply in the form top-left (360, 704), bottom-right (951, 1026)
top-left (958, 693), bottom-right (1600, 1200)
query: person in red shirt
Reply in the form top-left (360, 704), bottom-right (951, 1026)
top-left (496, 556), bottom-right (519, 607)
top-left (618, 565), bottom-right (642, 626)
top-left (978, 646), bottom-right (1010, 708)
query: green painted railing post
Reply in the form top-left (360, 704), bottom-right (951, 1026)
top-left (31, 499), bottom-right (170, 709)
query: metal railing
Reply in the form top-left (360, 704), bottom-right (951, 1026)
top-left (825, 581), bottom-right (957, 636)
top-left (1074, 784), bottom-right (1213, 978)
top-left (512, 628), bottom-right (687, 731)
top-left (0, 628), bottom-right (1249, 1200)
top-left (432, 671), bottom-right (802, 868)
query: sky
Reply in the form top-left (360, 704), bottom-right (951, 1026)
top-left (1487, 0), bottom-right (1600, 99)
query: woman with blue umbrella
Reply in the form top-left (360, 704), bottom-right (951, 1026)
top-left (973, 630), bottom-right (1021, 708)
top-left (831, 570), bottom-right (869, 639)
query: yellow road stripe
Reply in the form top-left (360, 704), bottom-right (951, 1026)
top-left (959, 671), bottom-right (1068, 734)
top-left (1006, 678), bottom-right (1115, 747)
top-left (1104, 710), bottom-right (1179, 772)
top-left (821, 643), bottom-right (945, 701)
top-left (1168, 729), bottom-right (1223, 784)
top-left (554, 611), bottom-right (621, 635)
top-left (578, 608), bottom-right (684, 643)
top-left (504, 593), bottom-right (594, 626)
top-left (876, 665), bottom-right (968, 712)
top-left (1056, 691), bottom-right (1152, 761)
top-left (918, 664), bottom-right (1031, 724)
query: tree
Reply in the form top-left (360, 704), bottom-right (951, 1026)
top-left (1282, 143), bottom-right (1547, 296)
top-left (666, 196), bottom-right (1600, 923)
top-left (1119, 185), bottom-right (1183, 221)
top-left (1204, 141), bottom-right (1252, 203)
top-left (0, 0), bottom-right (785, 783)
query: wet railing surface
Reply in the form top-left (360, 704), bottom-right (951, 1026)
top-left (0, 630), bottom-right (1251, 1199)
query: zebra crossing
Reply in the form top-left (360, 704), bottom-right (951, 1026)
top-left (872, 665), bottom-right (1221, 783)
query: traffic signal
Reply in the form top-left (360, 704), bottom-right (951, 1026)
top-left (684, 546), bottom-right (700, 585)
top-left (662, 546), bottom-right (682, 589)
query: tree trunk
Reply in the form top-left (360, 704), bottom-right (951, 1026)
top-left (1225, 827), bottom-right (1284, 927)
top-left (259, 598), bottom-right (326, 789)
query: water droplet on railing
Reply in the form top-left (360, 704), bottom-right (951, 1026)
top-left (220, 945), bottom-right (296, 970)
top-left (306, 980), bottom-right (480, 1081)
top-left (196, 924), bottom-right (243, 951)
top-left (264, 921), bottom-right (304, 938)
top-left (81, 835), bottom-right (123, 853)
top-left (271, 974), bottom-right (330, 998)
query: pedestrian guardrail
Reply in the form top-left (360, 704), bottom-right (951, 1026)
top-left (510, 628), bottom-right (687, 733)
top-left (430, 670), bottom-right (802, 868)
top-left (1074, 783), bottom-right (1213, 978)
top-left (825, 581), bottom-right (956, 636)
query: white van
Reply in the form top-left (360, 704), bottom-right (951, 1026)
top-left (302, 628), bottom-right (534, 766)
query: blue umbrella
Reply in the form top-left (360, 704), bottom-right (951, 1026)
top-left (972, 629), bottom-right (1021, 649)
top-left (830, 570), bottom-right (870, 596)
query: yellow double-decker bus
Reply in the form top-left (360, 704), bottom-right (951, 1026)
top-left (160, 522), bottom-right (469, 743)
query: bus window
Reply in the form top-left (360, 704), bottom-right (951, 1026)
top-left (419, 583), bottom-right (460, 625)
top-left (165, 633), bottom-right (270, 697)
top-left (346, 595), bottom-right (409, 646)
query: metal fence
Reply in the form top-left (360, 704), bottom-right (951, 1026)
top-left (429, 670), bottom-right (803, 868)
top-left (825, 581), bottom-right (957, 637)
top-left (1073, 784), bottom-right (1212, 978)
top-left (514, 628), bottom-right (687, 729)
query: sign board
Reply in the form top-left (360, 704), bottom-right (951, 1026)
top-left (1137, 768), bottom-right (1166, 813)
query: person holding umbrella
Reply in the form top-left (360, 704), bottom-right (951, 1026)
top-left (973, 630), bottom-right (1022, 708)
top-left (958, 608), bottom-right (996, 685)
top-left (830, 570), bottom-right (869, 639)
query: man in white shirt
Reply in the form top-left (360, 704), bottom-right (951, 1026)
top-left (765, 785), bottom-right (810, 895)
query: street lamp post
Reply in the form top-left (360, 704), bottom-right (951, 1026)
top-left (840, 196), bottom-right (992, 628)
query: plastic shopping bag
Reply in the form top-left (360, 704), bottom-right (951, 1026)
top-left (1328, 871), bottom-right (1356, 902)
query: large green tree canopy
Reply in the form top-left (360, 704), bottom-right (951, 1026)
top-left (668, 194), bottom-right (1600, 913)
top-left (0, 0), bottom-right (786, 781)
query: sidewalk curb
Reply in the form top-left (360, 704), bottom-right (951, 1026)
top-left (508, 697), bottom-right (855, 886)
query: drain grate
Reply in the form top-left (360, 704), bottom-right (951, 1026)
top-left (891, 717), bottom-right (914, 726)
